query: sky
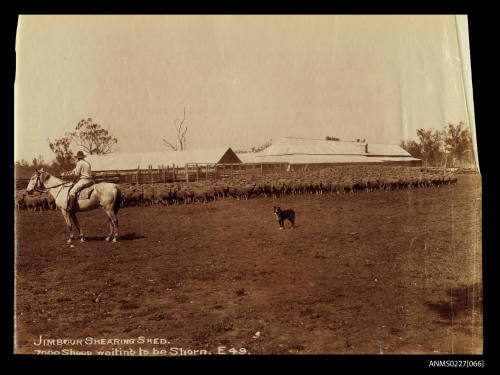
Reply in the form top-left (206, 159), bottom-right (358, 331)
top-left (14, 15), bottom-right (471, 163)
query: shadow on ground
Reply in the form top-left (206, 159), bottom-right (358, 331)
top-left (83, 232), bottom-right (146, 242)
top-left (425, 283), bottom-right (483, 320)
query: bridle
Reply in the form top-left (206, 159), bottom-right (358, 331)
top-left (33, 172), bottom-right (72, 200)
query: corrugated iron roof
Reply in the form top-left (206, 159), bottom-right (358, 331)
top-left (257, 137), bottom-right (411, 157)
top-left (288, 154), bottom-right (381, 164)
top-left (377, 156), bottom-right (421, 162)
top-left (86, 139), bottom-right (417, 171)
top-left (364, 143), bottom-right (411, 156)
top-left (237, 138), bottom-right (417, 165)
top-left (243, 154), bottom-right (419, 164)
top-left (86, 147), bottom-right (241, 171)
top-left (236, 153), bottom-right (262, 163)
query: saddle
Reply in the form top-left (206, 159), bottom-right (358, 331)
top-left (67, 180), bottom-right (96, 203)
top-left (76, 184), bottom-right (96, 200)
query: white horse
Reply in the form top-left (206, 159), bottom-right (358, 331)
top-left (26, 169), bottom-right (122, 244)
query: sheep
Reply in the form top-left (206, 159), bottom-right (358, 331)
top-left (365, 179), bottom-right (379, 192)
top-left (25, 196), bottom-right (43, 211)
top-left (352, 181), bottom-right (366, 193)
top-left (122, 190), bottom-right (134, 207)
top-left (53, 165), bottom-right (456, 211)
top-left (237, 184), bottom-right (256, 200)
top-left (261, 184), bottom-right (273, 198)
top-left (212, 185), bottom-right (224, 200)
top-left (332, 183), bottom-right (343, 195)
top-left (181, 189), bottom-right (194, 204)
top-left (170, 189), bottom-right (181, 204)
top-left (130, 190), bottom-right (143, 206)
top-left (191, 189), bottom-right (207, 203)
top-left (227, 186), bottom-right (238, 199)
top-left (38, 195), bottom-right (50, 210)
top-left (45, 195), bottom-right (56, 209)
top-left (142, 189), bottom-right (155, 206)
top-left (15, 192), bottom-right (27, 210)
top-left (343, 182), bottom-right (355, 194)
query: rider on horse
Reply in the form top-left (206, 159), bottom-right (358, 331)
top-left (66, 151), bottom-right (93, 212)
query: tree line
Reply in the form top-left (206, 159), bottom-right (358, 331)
top-left (15, 115), bottom-right (475, 182)
top-left (16, 109), bottom-right (190, 179)
top-left (16, 118), bottom-right (118, 179)
top-left (400, 122), bottom-right (475, 168)
top-left (17, 108), bottom-right (191, 180)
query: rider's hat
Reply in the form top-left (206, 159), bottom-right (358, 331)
top-left (76, 151), bottom-right (86, 159)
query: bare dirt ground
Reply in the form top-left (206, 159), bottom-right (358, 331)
top-left (14, 174), bottom-right (482, 355)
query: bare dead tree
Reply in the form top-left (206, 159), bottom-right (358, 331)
top-left (163, 107), bottom-right (188, 151)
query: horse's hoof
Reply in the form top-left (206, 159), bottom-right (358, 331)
top-left (105, 237), bottom-right (110, 242)
top-left (80, 238), bottom-right (85, 243)
top-left (70, 244), bottom-right (75, 248)
top-left (112, 238), bottom-right (118, 243)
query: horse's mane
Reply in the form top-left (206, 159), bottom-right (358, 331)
top-left (40, 170), bottom-right (63, 184)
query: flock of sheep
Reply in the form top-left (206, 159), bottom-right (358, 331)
top-left (16, 192), bottom-right (56, 211)
top-left (15, 166), bottom-right (458, 211)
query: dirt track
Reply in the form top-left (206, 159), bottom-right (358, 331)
top-left (14, 174), bottom-right (482, 355)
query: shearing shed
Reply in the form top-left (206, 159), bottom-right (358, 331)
top-left (238, 137), bottom-right (421, 169)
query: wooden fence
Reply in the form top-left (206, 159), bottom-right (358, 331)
top-left (14, 163), bottom-right (290, 189)
top-left (91, 163), bottom-right (290, 185)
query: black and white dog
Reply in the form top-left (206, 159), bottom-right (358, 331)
top-left (273, 206), bottom-right (296, 229)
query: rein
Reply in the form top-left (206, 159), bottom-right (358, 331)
top-left (34, 174), bottom-right (73, 198)
top-left (35, 181), bottom-right (71, 192)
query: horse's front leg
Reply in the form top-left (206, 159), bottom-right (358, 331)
top-left (70, 213), bottom-right (85, 242)
top-left (61, 210), bottom-right (74, 244)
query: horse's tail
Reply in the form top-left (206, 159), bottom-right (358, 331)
top-left (113, 187), bottom-right (122, 214)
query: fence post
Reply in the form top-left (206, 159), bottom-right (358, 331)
top-left (136, 166), bottom-right (140, 184)
top-left (173, 164), bottom-right (176, 182)
top-left (185, 164), bottom-right (189, 182)
top-left (223, 164), bottom-right (225, 178)
top-left (261, 163), bottom-right (263, 175)
top-left (206, 164), bottom-right (209, 179)
top-left (230, 164), bottom-right (233, 178)
top-left (196, 163), bottom-right (199, 181)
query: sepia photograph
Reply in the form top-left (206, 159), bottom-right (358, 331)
top-left (14, 15), bottom-right (482, 357)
